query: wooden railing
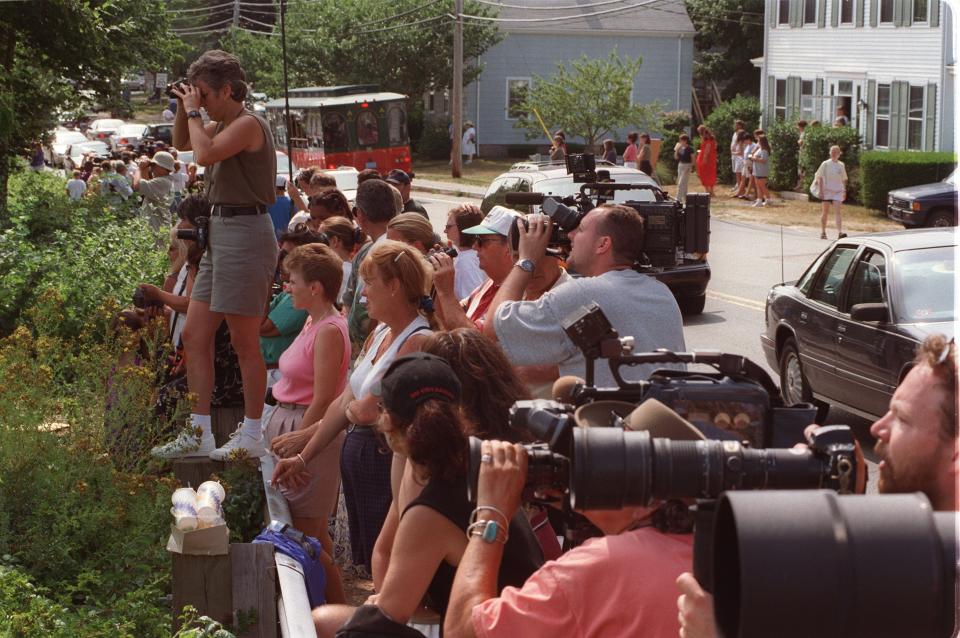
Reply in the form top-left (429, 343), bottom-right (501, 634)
top-left (259, 455), bottom-right (319, 638)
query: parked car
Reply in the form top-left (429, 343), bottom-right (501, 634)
top-left (887, 169), bottom-right (958, 228)
top-left (761, 228), bottom-right (955, 422)
top-left (479, 161), bottom-right (711, 315)
top-left (178, 150), bottom-right (298, 184)
top-left (121, 74), bottom-right (145, 91)
top-left (45, 129), bottom-right (89, 167)
top-left (110, 123), bottom-right (149, 153)
top-left (143, 123), bottom-right (174, 147)
top-left (86, 118), bottom-right (126, 143)
top-left (316, 166), bottom-right (358, 204)
top-left (63, 140), bottom-right (111, 172)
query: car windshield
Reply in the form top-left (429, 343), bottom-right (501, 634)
top-left (894, 246), bottom-right (955, 323)
top-left (532, 176), bottom-right (658, 204)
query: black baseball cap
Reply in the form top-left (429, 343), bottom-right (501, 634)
top-left (385, 169), bottom-right (414, 185)
top-left (371, 353), bottom-right (461, 421)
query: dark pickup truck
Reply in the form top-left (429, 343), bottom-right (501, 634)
top-left (887, 169), bottom-right (957, 228)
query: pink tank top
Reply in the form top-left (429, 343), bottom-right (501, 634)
top-left (273, 313), bottom-right (350, 406)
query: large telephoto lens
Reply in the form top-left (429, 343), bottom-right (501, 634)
top-left (710, 491), bottom-right (956, 638)
top-left (568, 428), bottom-right (856, 510)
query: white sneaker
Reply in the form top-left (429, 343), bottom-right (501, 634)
top-left (752, 199), bottom-right (762, 207)
top-left (151, 429), bottom-right (216, 459)
top-left (208, 425), bottom-right (267, 461)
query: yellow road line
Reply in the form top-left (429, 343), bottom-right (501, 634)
top-left (706, 290), bottom-right (766, 312)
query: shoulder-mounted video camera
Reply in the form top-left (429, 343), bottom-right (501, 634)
top-left (176, 215), bottom-right (209, 252)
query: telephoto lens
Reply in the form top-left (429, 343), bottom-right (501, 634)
top-left (566, 424), bottom-right (859, 510)
top-left (709, 490), bottom-right (956, 638)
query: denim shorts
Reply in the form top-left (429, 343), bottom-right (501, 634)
top-left (191, 213), bottom-right (278, 316)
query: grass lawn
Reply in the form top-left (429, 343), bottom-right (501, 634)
top-left (412, 157), bottom-right (518, 187)
top-left (413, 156), bottom-right (900, 234)
top-left (128, 93), bottom-right (167, 124)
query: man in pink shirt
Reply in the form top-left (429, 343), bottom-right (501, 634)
top-left (444, 399), bottom-right (701, 638)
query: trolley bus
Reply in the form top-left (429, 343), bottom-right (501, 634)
top-left (264, 84), bottom-right (412, 174)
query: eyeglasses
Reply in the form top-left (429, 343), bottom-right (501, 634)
top-left (444, 223), bottom-right (456, 230)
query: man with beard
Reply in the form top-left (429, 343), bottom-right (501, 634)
top-left (676, 333), bottom-right (958, 638)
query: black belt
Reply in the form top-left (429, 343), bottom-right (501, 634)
top-left (211, 204), bottom-right (267, 217)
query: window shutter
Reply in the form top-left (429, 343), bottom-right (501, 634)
top-left (865, 79), bottom-right (876, 147)
top-left (857, 0), bottom-right (866, 24)
top-left (815, 78), bottom-right (824, 121)
top-left (791, 77), bottom-right (803, 117)
top-left (767, 75), bottom-right (776, 124)
top-left (902, 0), bottom-right (913, 25)
top-left (930, 0), bottom-right (940, 26)
top-left (889, 81), bottom-right (901, 149)
top-left (790, 0), bottom-right (803, 25)
top-left (924, 83), bottom-right (937, 150)
top-left (770, 0), bottom-right (777, 26)
top-left (870, 0), bottom-right (879, 25)
top-left (818, 0), bottom-right (828, 25)
top-left (832, 0), bottom-right (840, 25)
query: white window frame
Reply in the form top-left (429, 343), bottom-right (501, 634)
top-left (913, 0), bottom-right (929, 23)
top-left (879, 0), bottom-right (895, 23)
top-left (803, 0), bottom-right (817, 23)
top-left (874, 83), bottom-right (891, 149)
top-left (775, 78), bottom-right (788, 120)
top-left (839, 0), bottom-right (855, 24)
top-left (800, 80), bottom-right (816, 121)
top-left (907, 85), bottom-right (925, 150)
top-left (505, 77), bottom-right (531, 121)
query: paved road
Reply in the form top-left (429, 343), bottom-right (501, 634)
top-left (418, 193), bottom-right (879, 484)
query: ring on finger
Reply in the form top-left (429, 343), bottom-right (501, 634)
top-left (480, 453), bottom-right (493, 464)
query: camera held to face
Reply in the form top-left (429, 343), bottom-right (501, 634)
top-left (428, 245), bottom-right (458, 259)
top-left (166, 78), bottom-right (190, 100)
top-left (176, 215), bottom-right (209, 252)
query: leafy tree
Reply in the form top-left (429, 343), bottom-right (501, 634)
top-left (703, 94), bottom-right (761, 183)
top-left (685, 0), bottom-right (764, 98)
top-left (219, 0), bottom-right (502, 102)
top-left (513, 51), bottom-right (662, 152)
top-left (0, 0), bottom-right (182, 220)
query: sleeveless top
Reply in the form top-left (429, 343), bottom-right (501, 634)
top-left (273, 314), bottom-right (350, 406)
top-left (403, 474), bottom-right (544, 618)
top-left (205, 110), bottom-right (276, 206)
top-left (349, 316), bottom-right (431, 401)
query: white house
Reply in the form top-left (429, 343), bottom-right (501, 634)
top-left (759, 0), bottom-right (955, 152)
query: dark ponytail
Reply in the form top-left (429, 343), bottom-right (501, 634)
top-left (397, 399), bottom-right (469, 483)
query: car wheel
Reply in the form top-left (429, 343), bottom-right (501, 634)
top-left (778, 337), bottom-right (829, 423)
top-left (926, 209), bottom-right (956, 228)
top-left (678, 293), bottom-right (706, 316)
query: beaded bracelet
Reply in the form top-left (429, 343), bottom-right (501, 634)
top-left (466, 519), bottom-right (508, 545)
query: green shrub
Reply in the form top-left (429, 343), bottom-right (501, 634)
top-left (766, 118), bottom-right (801, 191)
top-left (799, 126), bottom-right (862, 202)
top-left (414, 118), bottom-right (451, 160)
top-left (859, 151), bottom-right (957, 210)
top-left (703, 95), bottom-right (761, 184)
top-left (655, 110), bottom-right (691, 182)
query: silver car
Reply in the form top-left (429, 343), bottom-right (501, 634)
top-left (64, 141), bottom-right (110, 173)
top-left (86, 118), bottom-right (125, 143)
top-left (46, 129), bottom-right (89, 167)
top-left (110, 124), bottom-right (149, 152)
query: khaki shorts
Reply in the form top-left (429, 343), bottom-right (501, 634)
top-left (192, 213), bottom-right (278, 316)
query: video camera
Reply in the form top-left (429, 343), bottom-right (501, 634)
top-left (165, 78), bottom-right (190, 100)
top-left (503, 152), bottom-right (709, 268)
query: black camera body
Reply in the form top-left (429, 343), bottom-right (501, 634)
top-left (165, 78), bottom-right (190, 100)
top-left (176, 215), bottom-right (209, 252)
top-left (132, 287), bottom-right (164, 310)
top-left (428, 245), bottom-right (458, 259)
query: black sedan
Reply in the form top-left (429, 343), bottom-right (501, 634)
top-left (761, 228), bottom-right (955, 422)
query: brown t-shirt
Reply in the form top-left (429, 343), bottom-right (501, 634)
top-left (205, 110), bottom-right (276, 206)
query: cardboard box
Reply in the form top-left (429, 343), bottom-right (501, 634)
top-left (166, 523), bottom-right (230, 556)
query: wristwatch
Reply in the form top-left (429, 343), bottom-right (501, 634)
top-left (187, 110), bottom-right (202, 119)
top-left (515, 258), bottom-right (535, 273)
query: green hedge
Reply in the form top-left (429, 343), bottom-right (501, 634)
top-left (656, 110), bottom-right (691, 183)
top-left (766, 118), bottom-right (801, 191)
top-left (859, 151), bottom-right (957, 211)
top-left (703, 95), bottom-right (761, 185)
top-left (799, 126), bottom-right (862, 202)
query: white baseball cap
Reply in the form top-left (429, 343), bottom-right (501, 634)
top-left (462, 205), bottom-right (522, 237)
top-left (275, 174), bottom-right (288, 188)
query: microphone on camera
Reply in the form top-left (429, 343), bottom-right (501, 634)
top-left (552, 375), bottom-right (585, 404)
top-left (504, 192), bottom-right (546, 206)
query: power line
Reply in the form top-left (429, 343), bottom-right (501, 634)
top-left (170, 16), bottom-right (235, 31)
top-left (471, 0), bottom-right (642, 11)
top-left (354, 0), bottom-right (444, 28)
top-left (165, 1), bottom-right (236, 15)
top-left (459, 0), bottom-right (671, 22)
top-left (356, 12), bottom-right (450, 34)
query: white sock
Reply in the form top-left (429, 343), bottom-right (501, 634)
top-left (189, 413), bottom-right (213, 439)
top-left (241, 417), bottom-right (262, 439)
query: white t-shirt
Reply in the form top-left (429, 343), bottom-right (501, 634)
top-left (170, 170), bottom-right (187, 194)
top-left (338, 260), bottom-right (352, 305)
top-left (453, 248), bottom-right (488, 300)
top-left (66, 178), bottom-right (86, 200)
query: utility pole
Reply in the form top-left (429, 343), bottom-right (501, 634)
top-left (232, 0), bottom-right (240, 27)
top-left (280, 0), bottom-right (294, 191)
top-left (451, 0), bottom-right (463, 178)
